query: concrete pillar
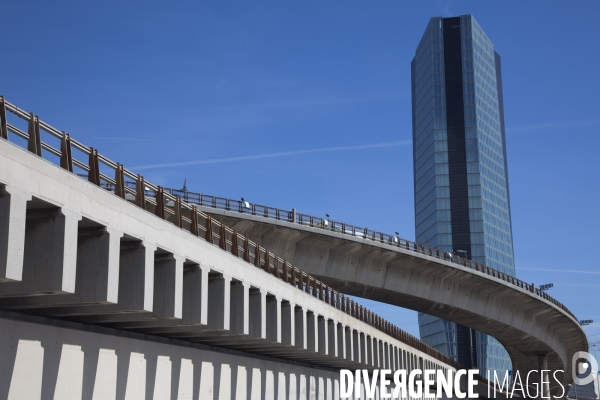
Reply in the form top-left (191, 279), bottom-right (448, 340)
top-left (318, 316), bottom-right (328, 355)
top-left (366, 336), bottom-right (372, 366)
top-left (294, 306), bottom-right (307, 350)
top-left (344, 327), bottom-right (352, 362)
top-left (153, 253), bottom-right (184, 319)
top-left (207, 273), bottom-right (231, 330)
top-left (385, 343), bottom-right (390, 369)
top-left (0, 224), bottom-right (121, 309)
top-left (328, 320), bottom-right (338, 357)
top-left (266, 295), bottom-right (281, 343)
top-left (359, 333), bottom-right (367, 365)
top-left (0, 206), bottom-right (80, 296)
top-left (118, 240), bottom-right (156, 312)
top-left (182, 264), bottom-right (208, 325)
top-left (353, 330), bottom-right (361, 364)
top-left (281, 301), bottom-right (295, 346)
top-left (0, 186), bottom-right (31, 282)
top-left (229, 281), bottom-right (249, 335)
top-left (249, 288), bottom-right (266, 339)
top-left (77, 226), bottom-right (122, 304)
top-left (336, 324), bottom-right (345, 359)
top-left (307, 311), bottom-right (317, 353)
top-left (538, 354), bottom-right (550, 399)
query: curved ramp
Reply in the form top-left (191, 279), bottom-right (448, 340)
top-left (200, 205), bottom-right (587, 387)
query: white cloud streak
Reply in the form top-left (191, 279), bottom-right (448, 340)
top-left (93, 137), bottom-right (207, 144)
top-left (519, 267), bottom-right (600, 274)
top-left (507, 119), bottom-right (600, 133)
top-left (132, 140), bottom-right (411, 170)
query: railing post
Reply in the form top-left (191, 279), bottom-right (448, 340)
top-left (231, 230), bottom-right (238, 257)
top-left (88, 148), bottom-right (100, 185)
top-left (114, 163), bottom-right (125, 198)
top-left (27, 113), bottom-right (42, 156)
top-left (254, 245), bottom-right (260, 268)
top-left (155, 187), bottom-right (165, 218)
top-left (205, 216), bottom-right (213, 243)
top-left (0, 96), bottom-right (7, 140)
top-left (59, 132), bottom-right (74, 172)
top-left (219, 224), bottom-right (227, 250)
top-left (263, 250), bottom-right (270, 273)
top-left (190, 206), bottom-right (199, 235)
top-left (173, 197), bottom-right (182, 227)
top-left (243, 237), bottom-right (250, 262)
top-left (292, 208), bottom-right (296, 223)
top-left (136, 175), bottom-right (146, 209)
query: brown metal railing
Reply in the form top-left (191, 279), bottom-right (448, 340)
top-left (159, 187), bottom-right (576, 321)
top-left (0, 95), bottom-right (471, 371)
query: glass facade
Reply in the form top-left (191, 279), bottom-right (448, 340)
top-left (411, 15), bottom-right (515, 378)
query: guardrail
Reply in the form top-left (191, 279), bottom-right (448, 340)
top-left (0, 96), bottom-right (467, 372)
top-left (157, 188), bottom-right (576, 321)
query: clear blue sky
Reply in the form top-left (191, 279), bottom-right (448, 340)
top-left (2, 1), bottom-right (599, 349)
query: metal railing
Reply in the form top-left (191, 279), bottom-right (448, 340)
top-left (160, 187), bottom-right (576, 321)
top-left (0, 95), bottom-right (469, 371)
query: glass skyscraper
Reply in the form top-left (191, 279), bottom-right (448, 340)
top-left (411, 15), bottom-right (515, 378)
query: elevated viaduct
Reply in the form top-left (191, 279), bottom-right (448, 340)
top-left (0, 97), bottom-right (587, 398)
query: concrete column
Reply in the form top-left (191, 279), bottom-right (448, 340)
top-left (104, 227), bottom-right (122, 304)
top-left (0, 225), bottom-right (122, 309)
top-left (249, 288), bottom-right (266, 339)
top-left (359, 333), bottom-right (367, 365)
top-left (344, 327), bottom-right (353, 362)
top-left (318, 316), bottom-right (328, 355)
top-left (385, 342), bottom-right (390, 369)
top-left (328, 320), bottom-right (338, 358)
top-left (118, 240), bottom-right (156, 312)
top-left (77, 226), bottom-right (122, 304)
top-left (281, 301), bottom-right (295, 346)
top-left (207, 273), bottom-right (231, 330)
top-left (0, 186), bottom-right (31, 282)
top-left (307, 311), bottom-right (317, 353)
top-left (294, 306), bottom-right (307, 350)
top-left (230, 281), bottom-right (249, 335)
top-left (336, 324), bottom-right (345, 359)
top-left (182, 264), bottom-right (208, 325)
top-left (538, 354), bottom-right (550, 399)
top-left (0, 206), bottom-right (80, 296)
top-left (266, 295), bottom-right (281, 343)
top-left (153, 253), bottom-right (184, 319)
top-left (367, 336), bottom-right (373, 367)
top-left (353, 330), bottom-right (361, 363)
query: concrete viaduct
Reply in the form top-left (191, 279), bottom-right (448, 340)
top-left (198, 203), bottom-right (587, 392)
top-left (0, 97), bottom-right (587, 399)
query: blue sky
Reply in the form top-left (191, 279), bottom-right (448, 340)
top-left (1, 1), bottom-right (599, 350)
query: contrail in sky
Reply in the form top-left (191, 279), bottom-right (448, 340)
top-left (93, 137), bottom-right (207, 144)
top-left (519, 267), bottom-right (600, 274)
top-left (133, 140), bottom-right (411, 170)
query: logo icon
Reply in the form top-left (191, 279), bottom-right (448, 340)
top-left (572, 351), bottom-right (599, 396)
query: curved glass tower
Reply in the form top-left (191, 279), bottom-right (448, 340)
top-left (411, 14), bottom-right (515, 378)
